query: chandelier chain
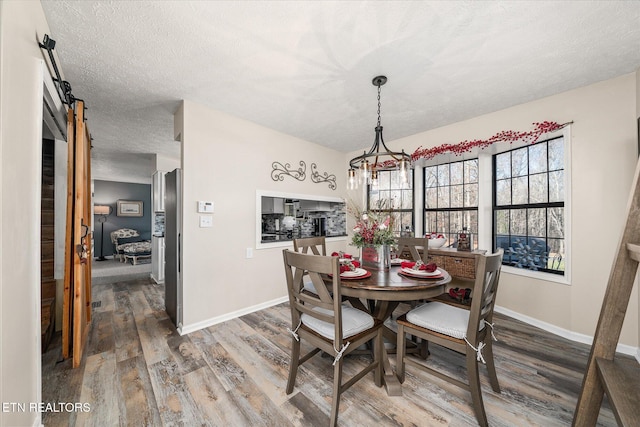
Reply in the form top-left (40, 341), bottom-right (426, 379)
top-left (376, 83), bottom-right (382, 127)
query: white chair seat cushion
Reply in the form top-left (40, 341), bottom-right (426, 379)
top-left (406, 302), bottom-right (484, 339)
top-left (302, 305), bottom-right (374, 340)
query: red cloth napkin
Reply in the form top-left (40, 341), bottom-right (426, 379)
top-left (339, 260), bottom-right (360, 273)
top-left (400, 261), bottom-right (437, 272)
top-left (331, 252), bottom-right (352, 258)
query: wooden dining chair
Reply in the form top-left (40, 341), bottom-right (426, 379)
top-left (282, 249), bottom-right (383, 427)
top-left (396, 236), bottom-right (428, 263)
top-left (396, 249), bottom-right (504, 427)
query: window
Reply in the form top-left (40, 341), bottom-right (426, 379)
top-left (424, 159), bottom-right (479, 248)
top-left (493, 137), bottom-right (565, 274)
top-left (368, 169), bottom-right (414, 236)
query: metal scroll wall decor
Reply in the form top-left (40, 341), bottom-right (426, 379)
top-left (271, 160), bottom-right (337, 190)
top-left (310, 163), bottom-right (337, 190)
top-left (271, 160), bottom-right (306, 182)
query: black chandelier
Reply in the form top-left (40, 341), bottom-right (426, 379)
top-left (348, 76), bottom-right (411, 190)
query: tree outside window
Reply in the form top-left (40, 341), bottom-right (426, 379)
top-left (367, 169), bottom-right (414, 236)
top-left (494, 137), bottom-right (565, 274)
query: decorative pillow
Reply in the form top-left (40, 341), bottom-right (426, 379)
top-left (110, 228), bottom-right (139, 244)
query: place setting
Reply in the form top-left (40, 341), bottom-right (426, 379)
top-left (331, 251), bottom-right (356, 264)
top-left (398, 260), bottom-right (444, 279)
top-left (331, 251), bottom-right (371, 280)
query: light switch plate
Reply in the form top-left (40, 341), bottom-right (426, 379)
top-left (199, 215), bottom-right (213, 227)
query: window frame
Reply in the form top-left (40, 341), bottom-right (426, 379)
top-left (490, 130), bottom-right (571, 283)
top-left (366, 169), bottom-right (415, 237)
top-left (422, 158), bottom-right (479, 249)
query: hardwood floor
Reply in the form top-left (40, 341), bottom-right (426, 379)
top-left (42, 276), bottom-right (622, 426)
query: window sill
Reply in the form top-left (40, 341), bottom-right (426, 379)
top-left (256, 235), bottom-right (347, 250)
top-left (502, 265), bottom-right (569, 285)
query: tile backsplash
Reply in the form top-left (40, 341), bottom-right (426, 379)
top-left (261, 203), bottom-right (347, 238)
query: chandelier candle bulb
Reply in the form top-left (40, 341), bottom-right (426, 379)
top-left (359, 158), bottom-right (370, 184)
top-left (348, 168), bottom-right (358, 190)
top-left (370, 169), bottom-right (379, 189)
top-left (399, 155), bottom-right (409, 184)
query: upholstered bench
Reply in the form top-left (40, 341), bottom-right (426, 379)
top-left (119, 240), bottom-right (152, 265)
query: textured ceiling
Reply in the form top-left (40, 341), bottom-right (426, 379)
top-left (40, 1), bottom-right (640, 184)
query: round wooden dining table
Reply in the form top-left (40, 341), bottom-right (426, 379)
top-left (329, 265), bottom-right (451, 396)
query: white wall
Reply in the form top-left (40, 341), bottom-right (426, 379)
top-left (350, 74), bottom-right (639, 348)
top-left (177, 100), bottom-right (348, 331)
top-left (0, 1), bottom-right (52, 425)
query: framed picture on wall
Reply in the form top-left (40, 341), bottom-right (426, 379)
top-left (117, 200), bottom-right (143, 217)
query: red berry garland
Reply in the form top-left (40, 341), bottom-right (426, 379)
top-left (411, 121), bottom-right (568, 162)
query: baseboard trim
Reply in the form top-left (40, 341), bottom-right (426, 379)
top-left (495, 305), bottom-right (639, 362)
top-left (150, 273), bottom-right (164, 284)
top-left (179, 296), bottom-right (289, 335)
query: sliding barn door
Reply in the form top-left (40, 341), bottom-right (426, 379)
top-left (62, 109), bottom-right (74, 360)
top-left (61, 100), bottom-right (93, 367)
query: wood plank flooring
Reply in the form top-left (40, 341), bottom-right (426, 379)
top-left (42, 276), bottom-right (624, 426)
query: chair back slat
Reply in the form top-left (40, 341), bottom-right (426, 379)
top-left (396, 237), bottom-right (428, 263)
top-left (294, 301), bottom-right (335, 322)
top-left (283, 249), bottom-right (344, 343)
top-left (292, 237), bottom-right (328, 298)
top-left (466, 249), bottom-right (503, 342)
top-left (293, 236), bottom-right (327, 255)
top-left (478, 270), bottom-right (499, 315)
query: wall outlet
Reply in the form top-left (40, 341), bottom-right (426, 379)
top-left (199, 215), bottom-right (213, 228)
top-left (246, 248), bottom-right (253, 259)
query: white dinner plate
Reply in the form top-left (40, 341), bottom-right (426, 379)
top-left (340, 268), bottom-right (368, 278)
top-left (400, 267), bottom-right (441, 277)
top-left (390, 258), bottom-right (404, 265)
